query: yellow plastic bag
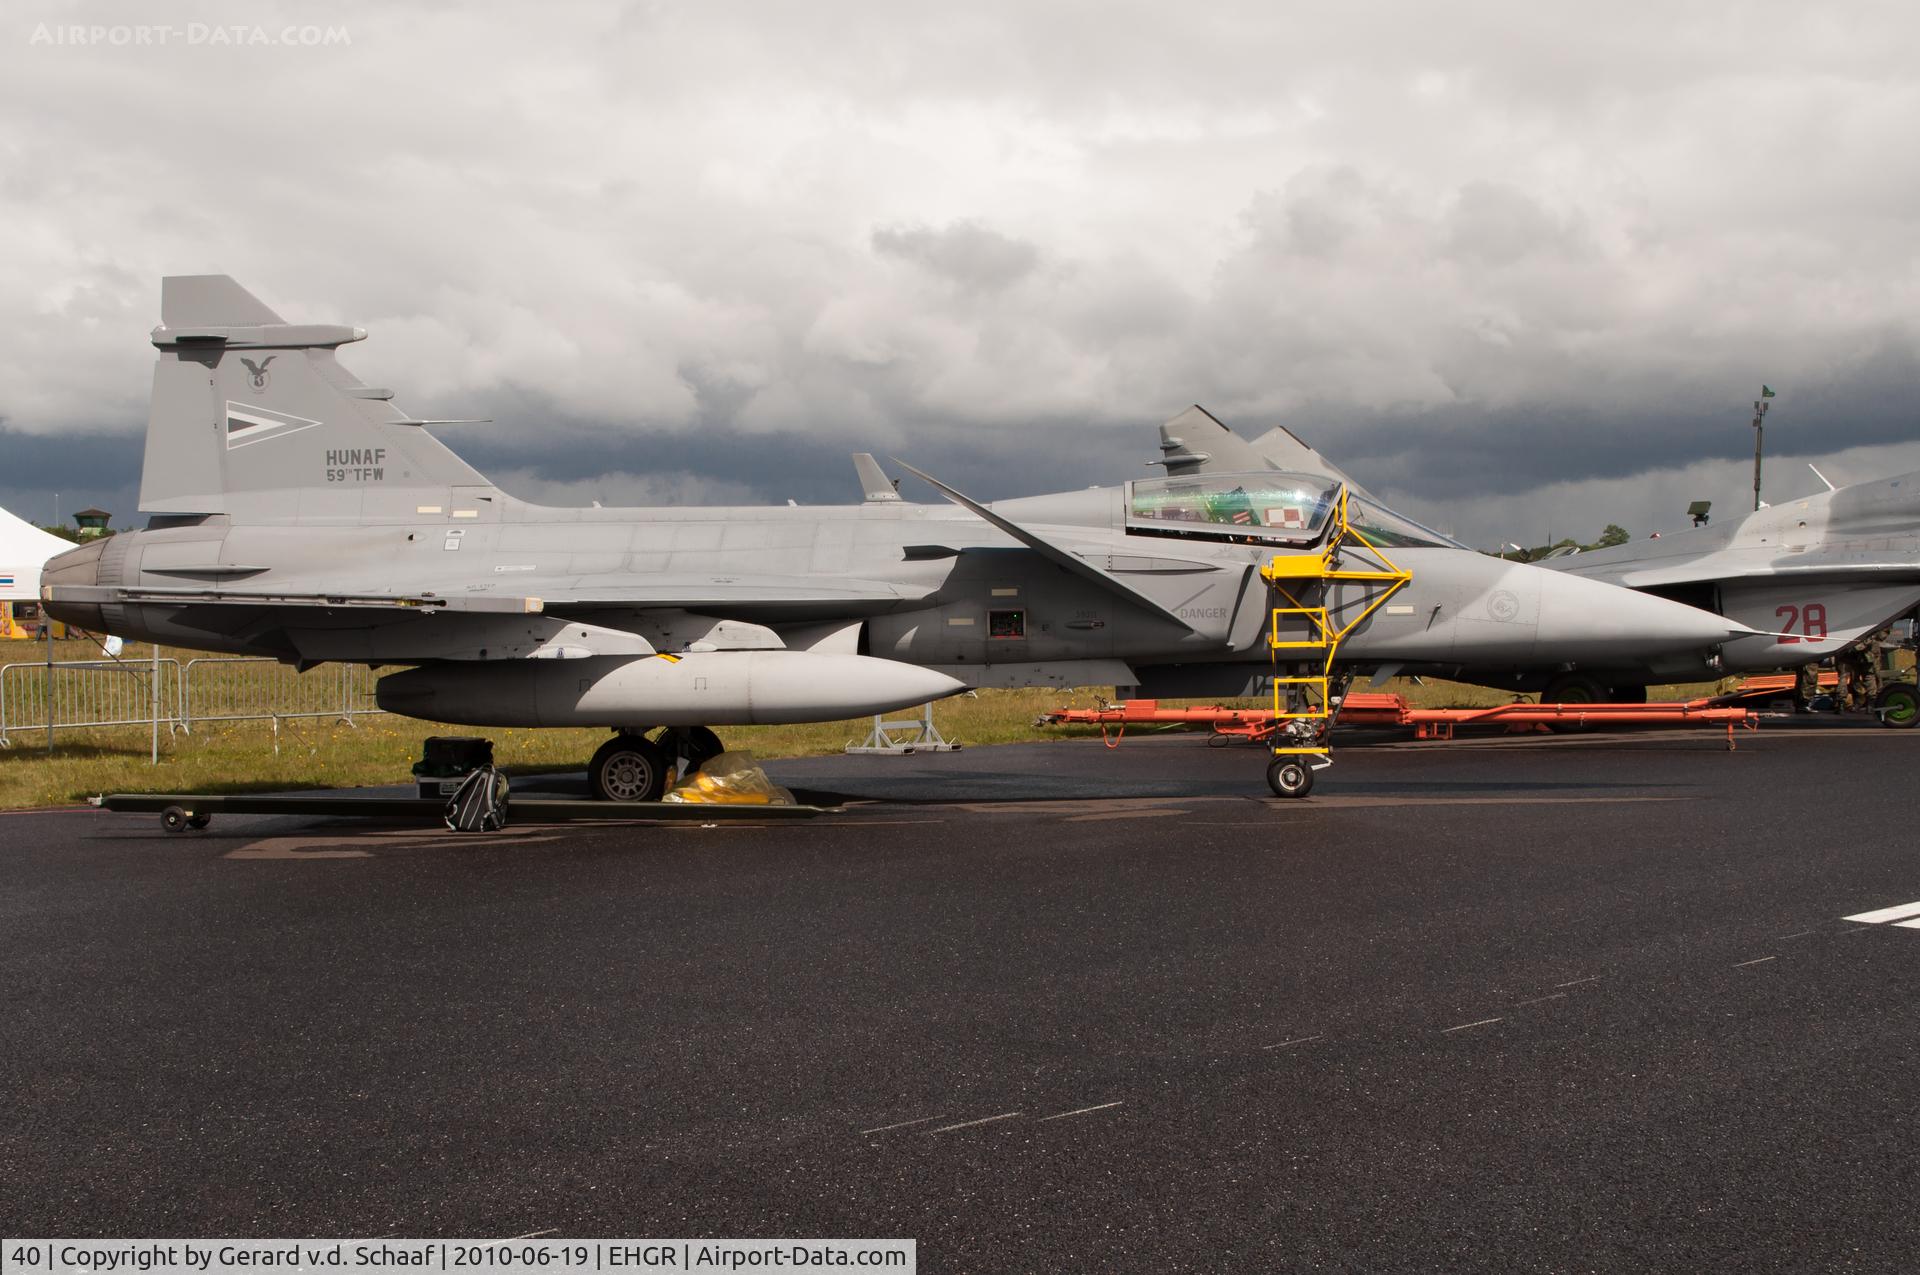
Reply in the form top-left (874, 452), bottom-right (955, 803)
top-left (661, 752), bottom-right (795, 805)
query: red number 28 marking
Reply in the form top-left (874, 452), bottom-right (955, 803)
top-left (1775, 603), bottom-right (1828, 643)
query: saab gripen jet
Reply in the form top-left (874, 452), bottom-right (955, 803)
top-left (43, 277), bottom-right (1752, 799)
top-left (1527, 472), bottom-right (1920, 703)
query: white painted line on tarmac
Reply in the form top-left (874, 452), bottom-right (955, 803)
top-left (1895, 917), bottom-right (1920, 930)
top-left (1513, 992), bottom-right (1567, 1007)
top-left (1554, 976), bottom-right (1601, 988)
top-left (1733, 956), bottom-right (1776, 968)
top-left (1261, 1035), bottom-right (1323, 1051)
top-left (1038, 1101), bottom-right (1124, 1122)
top-left (1442, 1017), bottom-right (1503, 1034)
top-left (1779, 930), bottom-right (1817, 940)
top-left (860, 1116), bottom-right (944, 1134)
top-left (1842, 900), bottom-right (1920, 924)
top-left (471, 1232), bottom-right (558, 1247)
top-left (929, 1111), bottom-right (1022, 1134)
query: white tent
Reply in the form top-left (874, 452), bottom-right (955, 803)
top-left (0, 504), bottom-right (74, 602)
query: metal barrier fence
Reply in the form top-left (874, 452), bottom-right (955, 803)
top-left (181, 658), bottom-right (382, 729)
top-left (0, 657), bottom-right (180, 746)
top-left (0, 652), bottom-right (385, 750)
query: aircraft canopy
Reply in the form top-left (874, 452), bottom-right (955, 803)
top-left (1125, 472), bottom-right (1465, 551)
top-left (1127, 472), bottom-right (1341, 545)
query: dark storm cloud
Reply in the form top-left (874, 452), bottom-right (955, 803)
top-left (1294, 339), bottom-right (1920, 502)
top-left (444, 406), bottom-right (1145, 510)
top-left (0, 426), bottom-right (142, 532)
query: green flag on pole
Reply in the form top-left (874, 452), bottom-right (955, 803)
top-left (1761, 385), bottom-right (1776, 398)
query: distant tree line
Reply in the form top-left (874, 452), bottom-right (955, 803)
top-left (1497, 523), bottom-right (1630, 561)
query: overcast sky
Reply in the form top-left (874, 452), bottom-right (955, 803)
top-left (3, 0), bottom-right (1919, 545)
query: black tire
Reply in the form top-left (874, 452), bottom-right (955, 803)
top-left (682, 726), bottom-right (726, 769)
top-left (1267, 757), bottom-right (1315, 799)
top-left (589, 735), bottom-right (672, 802)
top-left (161, 806), bottom-right (189, 835)
top-left (1607, 684), bottom-right (1648, 704)
top-left (1541, 674), bottom-right (1605, 733)
top-left (186, 812), bottom-right (212, 830)
top-left (1874, 682), bottom-right (1918, 729)
top-left (1541, 674), bottom-right (1605, 705)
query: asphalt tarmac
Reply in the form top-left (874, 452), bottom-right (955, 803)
top-left (3, 720), bottom-right (1917, 1271)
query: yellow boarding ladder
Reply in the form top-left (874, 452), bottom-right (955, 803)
top-left (1258, 489), bottom-right (1412, 797)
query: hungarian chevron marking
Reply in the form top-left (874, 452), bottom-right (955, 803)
top-left (226, 400), bottom-right (320, 450)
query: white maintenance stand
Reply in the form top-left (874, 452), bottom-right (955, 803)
top-left (845, 702), bottom-right (959, 755)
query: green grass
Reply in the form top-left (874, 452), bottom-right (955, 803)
top-left (0, 663), bottom-right (1801, 810)
top-left (0, 686), bottom-right (1105, 810)
top-left (5, 633), bottom-right (1910, 810)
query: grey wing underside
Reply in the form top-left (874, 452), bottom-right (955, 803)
top-left (48, 575), bottom-right (923, 628)
top-left (545, 575), bottom-right (923, 620)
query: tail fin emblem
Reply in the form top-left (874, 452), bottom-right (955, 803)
top-left (226, 401), bottom-right (319, 450)
top-left (240, 355), bottom-right (276, 391)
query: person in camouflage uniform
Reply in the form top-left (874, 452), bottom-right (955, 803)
top-left (1836, 633), bottom-right (1886, 711)
top-left (1795, 657), bottom-right (1825, 712)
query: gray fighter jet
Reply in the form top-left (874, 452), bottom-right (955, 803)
top-left (1520, 472), bottom-right (1920, 700)
top-left (42, 277), bottom-right (1750, 798)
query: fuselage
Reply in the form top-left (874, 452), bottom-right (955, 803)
top-left (45, 473), bottom-right (1744, 711)
top-left (34, 274), bottom-right (1763, 726)
top-left (1548, 470), bottom-right (1920, 677)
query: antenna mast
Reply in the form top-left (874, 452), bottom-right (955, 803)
top-left (1750, 387), bottom-right (1773, 511)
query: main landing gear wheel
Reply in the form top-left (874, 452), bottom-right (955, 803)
top-left (1874, 682), bottom-right (1918, 729)
top-left (1541, 673), bottom-right (1605, 732)
top-left (1266, 758), bottom-right (1315, 799)
top-left (589, 733), bottom-right (672, 802)
top-left (681, 726), bottom-right (726, 770)
top-left (1541, 673), bottom-right (1605, 705)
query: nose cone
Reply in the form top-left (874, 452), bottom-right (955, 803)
top-left (1534, 568), bottom-right (1743, 660)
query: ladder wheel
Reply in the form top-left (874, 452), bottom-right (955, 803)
top-left (1874, 682), bottom-right (1917, 728)
top-left (1267, 757), bottom-right (1315, 799)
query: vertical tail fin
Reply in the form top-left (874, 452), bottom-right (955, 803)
top-left (141, 275), bottom-right (490, 519)
top-left (851, 453), bottom-right (902, 503)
